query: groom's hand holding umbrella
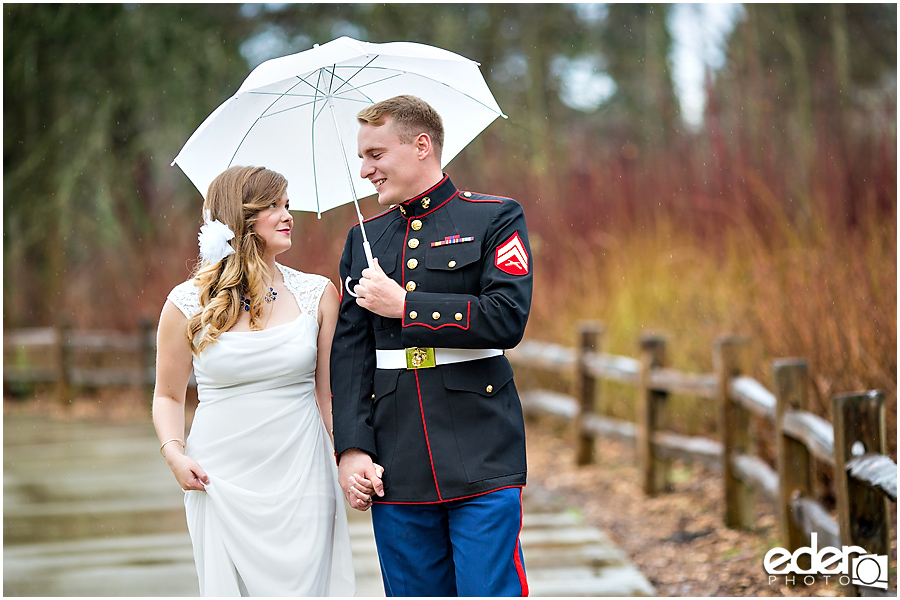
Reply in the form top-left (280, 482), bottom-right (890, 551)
top-left (354, 258), bottom-right (406, 318)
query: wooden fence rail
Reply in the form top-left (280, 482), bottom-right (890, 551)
top-left (4, 321), bottom-right (897, 595)
top-left (507, 321), bottom-right (896, 597)
top-left (4, 320), bottom-right (162, 402)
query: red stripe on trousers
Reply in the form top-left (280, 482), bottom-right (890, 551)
top-left (514, 488), bottom-right (529, 596)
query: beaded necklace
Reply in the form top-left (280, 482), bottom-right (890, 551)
top-left (239, 286), bottom-right (277, 311)
top-left (239, 273), bottom-right (277, 311)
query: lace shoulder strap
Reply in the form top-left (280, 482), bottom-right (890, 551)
top-left (278, 263), bottom-right (329, 319)
top-left (167, 279), bottom-right (202, 319)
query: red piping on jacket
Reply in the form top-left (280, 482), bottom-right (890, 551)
top-left (459, 188), bottom-right (509, 203)
top-left (371, 484), bottom-right (525, 505)
top-left (401, 218), bottom-right (408, 288)
top-left (359, 204), bottom-right (400, 225)
top-left (398, 176), bottom-right (458, 219)
top-left (403, 301), bottom-right (471, 330)
top-left (412, 191), bottom-right (456, 219)
top-left (461, 196), bottom-right (502, 203)
top-left (414, 369), bottom-right (442, 501)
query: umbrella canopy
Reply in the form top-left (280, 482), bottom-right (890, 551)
top-left (172, 36), bottom-right (506, 216)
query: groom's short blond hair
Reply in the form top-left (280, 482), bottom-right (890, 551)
top-left (358, 95), bottom-right (444, 160)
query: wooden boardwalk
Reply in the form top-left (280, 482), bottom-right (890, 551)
top-left (3, 415), bottom-right (654, 596)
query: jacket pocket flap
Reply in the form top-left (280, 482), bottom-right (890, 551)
top-left (441, 356), bottom-right (513, 397)
top-left (373, 368), bottom-right (400, 402)
top-left (425, 242), bottom-right (482, 271)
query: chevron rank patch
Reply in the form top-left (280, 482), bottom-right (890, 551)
top-left (495, 231), bottom-right (529, 276)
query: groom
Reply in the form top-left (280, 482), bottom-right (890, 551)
top-left (330, 95), bottom-right (533, 596)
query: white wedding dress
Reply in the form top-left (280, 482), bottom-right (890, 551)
top-left (167, 263), bottom-right (355, 597)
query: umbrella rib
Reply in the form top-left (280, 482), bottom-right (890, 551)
top-left (258, 98), bottom-right (320, 118)
top-left (242, 62), bottom-right (505, 118)
top-left (247, 91), bottom-right (321, 97)
top-left (227, 78), bottom-right (312, 167)
top-left (330, 55), bottom-right (379, 98)
top-left (324, 66), bottom-right (511, 118)
top-left (363, 69), bottom-right (507, 117)
top-left (246, 91), bottom-right (367, 120)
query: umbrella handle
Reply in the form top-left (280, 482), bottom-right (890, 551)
top-left (344, 277), bottom-right (359, 298)
top-left (363, 240), bottom-right (375, 269)
top-left (343, 241), bottom-right (375, 298)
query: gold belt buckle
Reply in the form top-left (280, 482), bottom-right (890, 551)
top-left (406, 347), bottom-right (436, 369)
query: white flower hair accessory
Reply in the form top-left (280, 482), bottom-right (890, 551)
top-left (198, 210), bottom-right (236, 264)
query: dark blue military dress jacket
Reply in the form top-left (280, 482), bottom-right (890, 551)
top-left (331, 175), bottom-right (533, 504)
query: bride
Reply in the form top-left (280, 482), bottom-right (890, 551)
top-left (152, 166), bottom-right (364, 596)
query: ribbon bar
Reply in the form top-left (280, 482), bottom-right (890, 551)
top-left (431, 235), bottom-right (475, 248)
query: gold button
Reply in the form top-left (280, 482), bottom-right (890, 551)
top-left (486, 385), bottom-right (493, 393)
top-left (432, 312), bottom-right (441, 320)
top-left (405, 281), bottom-right (417, 292)
top-left (448, 260), bottom-right (457, 268)
top-left (411, 219), bottom-right (422, 231)
top-left (371, 394), bottom-right (376, 399)
top-left (455, 313), bottom-right (463, 321)
top-left (409, 311), bottom-right (418, 319)
top-left (463, 191), bottom-right (472, 197)
top-left (408, 238), bottom-right (419, 249)
top-left (407, 258), bottom-right (418, 269)
top-left (421, 197), bottom-right (430, 209)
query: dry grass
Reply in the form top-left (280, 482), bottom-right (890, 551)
top-left (524, 205), bottom-right (896, 454)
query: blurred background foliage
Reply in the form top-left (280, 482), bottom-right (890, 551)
top-left (3, 3), bottom-right (896, 446)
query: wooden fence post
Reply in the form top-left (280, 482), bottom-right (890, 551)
top-left (638, 334), bottom-right (669, 495)
top-left (773, 359), bottom-right (811, 557)
top-left (833, 391), bottom-right (890, 596)
top-left (139, 317), bottom-right (155, 402)
top-left (575, 322), bottom-right (604, 466)
top-left (715, 336), bottom-right (754, 528)
top-left (55, 321), bottom-right (71, 405)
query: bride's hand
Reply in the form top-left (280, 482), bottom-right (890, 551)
top-left (348, 463), bottom-right (385, 509)
top-left (350, 463), bottom-right (384, 499)
top-left (168, 454), bottom-right (210, 491)
top-left (339, 450), bottom-right (384, 511)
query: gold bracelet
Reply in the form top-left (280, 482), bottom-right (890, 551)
top-left (160, 438), bottom-right (184, 457)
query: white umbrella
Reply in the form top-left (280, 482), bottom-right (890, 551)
top-left (172, 36), bottom-right (506, 267)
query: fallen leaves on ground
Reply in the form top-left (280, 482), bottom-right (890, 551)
top-left (524, 417), bottom-right (895, 597)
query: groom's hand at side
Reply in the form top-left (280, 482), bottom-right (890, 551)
top-left (349, 464), bottom-right (384, 507)
top-left (338, 448), bottom-right (384, 511)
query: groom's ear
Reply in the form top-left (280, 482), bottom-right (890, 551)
top-left (415, 133), bottom-right (433, 161)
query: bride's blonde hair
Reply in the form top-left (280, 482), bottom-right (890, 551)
top-left (186, 166), bottom-right (288, 354)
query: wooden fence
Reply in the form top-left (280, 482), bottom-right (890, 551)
top-left (506, 322), bottom-right (896, 597)
top-left (4, 321), bottom-right (897, 594)
top-left (4, 321), bottom-right (160, 402)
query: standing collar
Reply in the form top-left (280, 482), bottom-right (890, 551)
top-left (397, 174), bottom-right (458, 219)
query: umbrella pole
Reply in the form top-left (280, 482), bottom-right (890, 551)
top-left (327, 99), bottom-right (375, 269)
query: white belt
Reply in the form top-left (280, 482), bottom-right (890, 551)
top-left (376, 347), bottom-right (503, 370)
